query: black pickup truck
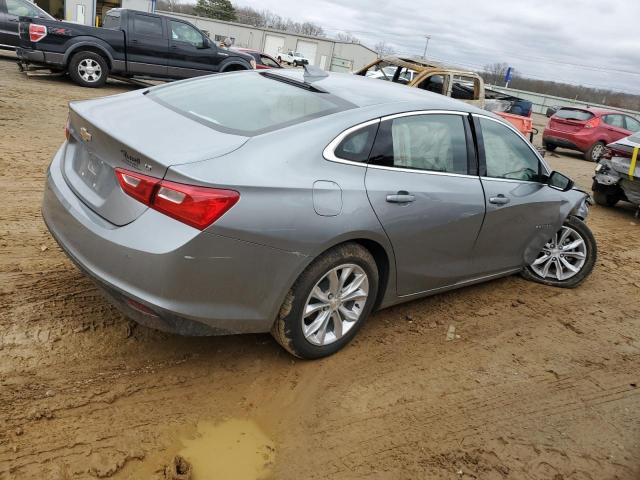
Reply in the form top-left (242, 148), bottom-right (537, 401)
top-left (17, 8), bottom-right (254, 87)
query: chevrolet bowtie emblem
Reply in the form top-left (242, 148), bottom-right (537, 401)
top-left (80, 127), bottom-right (92, 142)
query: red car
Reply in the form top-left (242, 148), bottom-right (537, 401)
top-left (543, 107), bottom-right (640, 161)
top-left (231, 48), bottom-right (282, 70)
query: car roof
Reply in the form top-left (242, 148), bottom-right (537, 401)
top-left (267, 69), bottom-right (486, 114)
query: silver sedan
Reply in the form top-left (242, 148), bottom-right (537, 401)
top-left (42, 69), bottom-right (596, 358)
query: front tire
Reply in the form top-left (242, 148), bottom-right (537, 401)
top-left (522, 216), bottom-right (597, 288)
top-left (585, 141), bottom-right (605, 162)
top-left (271, 243), bottom-right (379, 359)
top-left (68, 51), bottom-right (108, 88)
top-left (543, 142), bottom-right (557, 152)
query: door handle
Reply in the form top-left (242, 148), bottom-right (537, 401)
top-left (386, 191), bottom-right (415, 203)
top-left (9, 18), bottom-right (19, 22)
top-left (489, 194), bottom-right (510, 205)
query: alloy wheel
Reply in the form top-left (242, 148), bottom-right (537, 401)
top-left (530, 226), bottom-right (587, 281)
top-left (302, 264), bottom-right (369, 346)
top-left (591, 143), bottom-right (605, 161)
top-left (78, 59), bottom-right (102, 83)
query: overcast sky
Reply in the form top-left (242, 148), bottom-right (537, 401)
top-left (234, 0), bottom-right (639, 94)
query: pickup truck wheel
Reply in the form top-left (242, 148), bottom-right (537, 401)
top-left (68, 51), bottom-right (108, 88)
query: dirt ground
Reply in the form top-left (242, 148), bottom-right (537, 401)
top-left (1, 51), bottom-right (639, 480)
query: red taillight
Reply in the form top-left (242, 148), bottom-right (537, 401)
top-left (114, 168), bottom-right (240, 230)
top-left (115, 168), bottom-right (159, 205)
top-left (29, 24), bottom-right (47, 42)
top-left (584, 117), bottom-right (601, 129)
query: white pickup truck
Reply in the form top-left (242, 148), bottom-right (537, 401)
top-left (276, 51), bottom-right (309, 67)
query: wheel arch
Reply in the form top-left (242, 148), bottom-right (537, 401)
top-left (219, 59), bottom-right (251, 72)
top-left (64, 41), bottom-right (114, 69)
top-left (275, 234), bottom-right (396, 323)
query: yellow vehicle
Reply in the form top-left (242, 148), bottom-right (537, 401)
top-left (354, 56), bottom-right (486, 109)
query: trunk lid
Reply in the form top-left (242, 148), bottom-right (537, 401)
top-left (63, 91), bottom-right (248, 226)
top-left (549, 108), bottom-right (594, 133)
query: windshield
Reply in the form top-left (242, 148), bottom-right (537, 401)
top-left (148, 72), bottom-right (351, 135)
top-left (555, 108), bottom-right (594, 121)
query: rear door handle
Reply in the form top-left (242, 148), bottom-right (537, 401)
top-left (489, 194), bottom-right (510, 205)
top-left (386, 191), bottom-right (415, 203)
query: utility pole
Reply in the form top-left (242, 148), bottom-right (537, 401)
top-left (422, 35), bottom-right (431, 60)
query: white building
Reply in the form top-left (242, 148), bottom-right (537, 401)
top-left (160, 12), bottom-right (378, 72)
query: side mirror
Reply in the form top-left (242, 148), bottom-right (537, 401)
top-left (548, 171), bottom-right (573, 192)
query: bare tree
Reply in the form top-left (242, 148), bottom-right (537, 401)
top-left (335, 32), bottom-right (360, 44)
top-left (483, 62), bottom-right (510, 86)
top-left (374, 41), bottom-right (396, 58)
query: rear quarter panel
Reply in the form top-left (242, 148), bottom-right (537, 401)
top-left (165, 106), bottom-right (404, 306)
top-left (20, 20), bottom-right (125, 64)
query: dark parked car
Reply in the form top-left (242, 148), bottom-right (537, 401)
top-left (543, 107), bottom-right (640, 161)
top-left (232, 47), bottom-right (282, 69)
top-left (546, 105), bottom-right (561, 117)
top-left (17, 8), bottom-right (254, 87)
top-left (0, 0), bottom-right (52, 50)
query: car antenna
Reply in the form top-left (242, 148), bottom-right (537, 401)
top-left (303, 64), bottom-right (329, 82)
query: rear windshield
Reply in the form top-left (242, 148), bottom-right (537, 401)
top-left (630, 132), bottom-right (640, 143)
top-left (148, 72), bottom-right (350, 135)
top-left (555, 108), bottom-right (594, 121)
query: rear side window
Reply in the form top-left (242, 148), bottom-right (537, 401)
top-left (334, 123), bottom-right (378, 162)
top-left (555, 109), bottom-right (593, 121)
top-left (451, 75), bottom-right (480, 100)
top-left (133, 14), bottom-right (163, 37)
top-left (148, 73), bottom-right (352, 135)
top-left (626, 116), bottom-right (640, 132)
top-left (369, 114), bottom-right (468, 174)
top-left (603, 114), bottom-right (625, 129)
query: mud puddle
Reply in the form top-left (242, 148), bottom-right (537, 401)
top-left (177, 419), bottom-right (275, 480)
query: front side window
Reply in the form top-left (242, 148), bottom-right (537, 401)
top-left (480, 117), bottom-right (541, 181)
top-left (625, 116), bottom-right (640, 132)
top-left (133, 14), bottom-right (163, 37)
top-left (370, 114), bottom-right (468, 175)
top-left (6, 0), bottom-right (44, 17)
top-left (261, 55), bottom-right (280, 68)
top-left (170, 21), bottom-right (204, 47)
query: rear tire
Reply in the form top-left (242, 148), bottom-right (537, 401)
top-left (271, 243), bottom-right (379, 359)
top-left (68, 51), bottom-right (108, 88)
top-left (522, 216), bottom-right (597, 288)
top-left (593, 190), bottom-right (620, 207)
top-left (585, 141), bottom-right (605, 162)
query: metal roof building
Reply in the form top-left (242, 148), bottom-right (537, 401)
top-left (160, 11), bottom-right (379, 72)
